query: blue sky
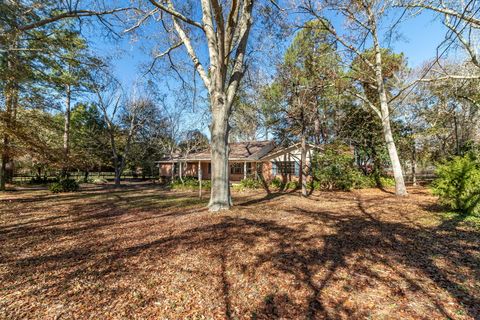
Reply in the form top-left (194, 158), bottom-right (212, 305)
top-left (85, 6), bottom-right (450, 135)
top-left (391, 11), bottom-right (447, 66)
top-left (88, 8), bottom-right (447, 86)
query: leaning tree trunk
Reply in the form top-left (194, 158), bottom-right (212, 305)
top-left (208, 97), bottom-right (232, 211)
top-left (371, 19), bottom-right (407, 196)
top-left (377, 79), bottom-right (407, 196)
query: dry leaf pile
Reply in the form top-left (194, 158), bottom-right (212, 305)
top-left (0, 183), bottom-right (479, 319)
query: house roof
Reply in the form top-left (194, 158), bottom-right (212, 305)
top-left (157, 140), bottom-right (276, 162)
top-left (157, 140), bottom-right (325, 163)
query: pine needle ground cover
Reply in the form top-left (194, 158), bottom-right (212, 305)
top-left (1, 183), bottom-right (479, 319)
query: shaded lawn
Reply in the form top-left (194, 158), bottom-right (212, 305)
top-left (0, 184), bottom-right (479, 319)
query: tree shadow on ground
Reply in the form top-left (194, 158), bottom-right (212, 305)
top-left (1, 189), bottom-right (479, 319)
top-left (238, 188), bottom-right (298, 207)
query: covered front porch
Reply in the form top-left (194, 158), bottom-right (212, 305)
top-left (158, 160), bottom-right (272, 182)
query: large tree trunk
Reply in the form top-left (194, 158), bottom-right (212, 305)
top-left (453, 113), bottom-right (460, 155)
top-left (114, 168), bottom-right (121, 186)
top-left (382, 122), bottom-right (407, 195)
top-left (370, 145), bottom-right (382, 187)
top-left (154, 0), bottom-right (252, 210)
top-left (314, 117), bottom-right (321, 144)
top-left (62, 84), bottom-right (71, 176)
top-left (412, 139), bottom-right (417, 186)
top-left (1, 134), bottom-right (10, 191)
top-left (300, 133), bottom-right (307, 197)
top-left (208, 98), bottom-right (232, 211)
top-left (371, 19), bottom-right (407, 196)
top-left (0, 85), bottom-right (11, 190)
top-left (108, 130), bottom-right (122, 187)
top-left (1, 59), bottom-right (17, 190)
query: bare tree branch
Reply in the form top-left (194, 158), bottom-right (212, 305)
top-left (148, 0), bottom-right (204, 29)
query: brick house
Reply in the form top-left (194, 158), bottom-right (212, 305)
top-left (157, 140), bottom-right (322, 182)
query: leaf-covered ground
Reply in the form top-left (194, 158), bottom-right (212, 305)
top-left (1, 183), bottom-right (479, 319)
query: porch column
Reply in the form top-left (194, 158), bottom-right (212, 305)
top-left (244, 161), bottom-right (247, 180)
top-left (198, 161), bottom-right (202, 199)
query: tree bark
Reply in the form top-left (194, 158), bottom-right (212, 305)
top-left (1, 47), bottom-right (18, 190)
top-left (150, 0), bottom-right (253, 210)
top-left (62, 83), bottom-right (71, 176)
top-left (378, 79), bottom-right (407, 196)
top-left (114, 165), bottom-right (121, 186)
top-left (314, 117), bottom-right (321, 144)
top-left (208, 97), bottom-right (232, 211)
top-left (412, 139), bottom-right (417, 186)
top-left (198, 161), bottom-right (202, 199)
top-left (370, 12), bottom-right (407, 196)
top-left (454, 113), bottom-right (460, 155)
top-left (371, 147), bottom-right (382, 187)
top-left (0, 108), bottom-right (11, 191)
top-left (300, 133), bottom-right (307, 197)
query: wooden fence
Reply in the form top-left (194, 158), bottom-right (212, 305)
top-left (13, 172), bottom-right (159, 183)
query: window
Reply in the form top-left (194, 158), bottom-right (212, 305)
top-left (273, 161), bottom-right (298, 175)
top-left (230, 163), bottom-right (244, 174)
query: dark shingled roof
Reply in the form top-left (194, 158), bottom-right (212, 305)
top-left (159, 140), bottom-right (275, 162)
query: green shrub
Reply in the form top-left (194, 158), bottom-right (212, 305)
top-left (239, 178), bottom-right (262, 189)
top-left (432, 154), bottom-right (480, 215)
top-left (170, 177), bottom-right (211, 190)
top-left (267, 177), bottom-right (299, 190)
top-left (312, 144), bottom-right (367, 191)
top-left (310, 144), bottom-right (393, 191)
top-left (285, 181), bottom-right (299, 190)
top-left (379, 176), bottom-right (395, 187)
top-left (49, 178), bottom-right (80, 193)
top-left (200, 180), bottom-right (211, 189)
top-left (269, 177), bottom-right (283, 189)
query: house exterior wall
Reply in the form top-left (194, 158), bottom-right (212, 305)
top-left (158, 146), bottom-right (318, 182)
top-left (183, 163), bottom-right (198, 177)
top-left (200, 162), bottom-right (210, 180)
top-left (160, 163), bottom-right (173, 177)
top-left (260, 161), bottom-right (273, 181)
top-left (267, 148), bottom-right (315, 181)
top-left (268, 148), bottom-right (313, 163)
top-left (160, 161), bottom-right (266, 181)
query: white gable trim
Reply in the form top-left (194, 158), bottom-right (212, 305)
top-left (260, 142), bottom-right (322, 161)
